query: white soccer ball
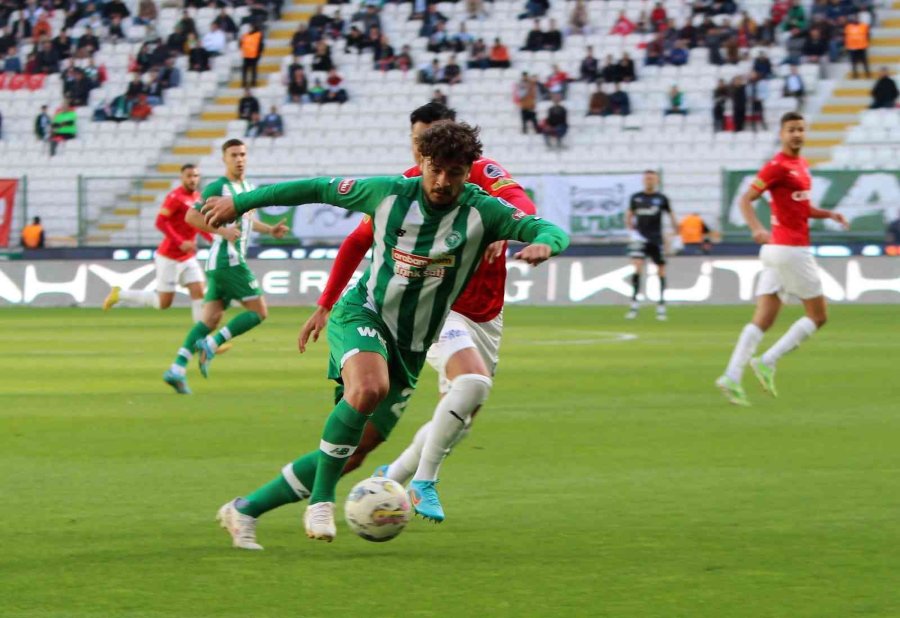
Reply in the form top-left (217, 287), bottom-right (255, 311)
top-left (344, 477), bottom-right (412, 542)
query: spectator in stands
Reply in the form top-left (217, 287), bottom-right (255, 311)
top-left (160, 55), bottom-right (180, 89)
top-left (354, 4), bottom-right (382, 35)
top-left (32, 13), bottom-right (52, 40)
top-left (610, 11), bottom-right (636, 35)
top-left (242, 0), bottom-right (270, 29)
top-left (783, 0), bottom-right (807, 31)
top-left (418, 58), bottom-right (441, 84)
top-left (802, 28), bottom-right (828, 64)
top-left (871, 67), bottom-right (899, 109)
top-left (261, 106), bottom-right (284, 137)
top-left (136, 0), bottom-right (158, 26)
top-left (731, 75), bottom-right (746, 131)
top-left (514, 72), bottom-right (539, 133)
top-left (36, 39), bottom-right (60, 73)
top-left (35, 105), bottom-right (51, 142)
top-left (467, 39), bottom-right (489, 69)
top-left (420, 4), bottom-right (447, 37)
top-left (587, 83), bottom-right (610, 116)
top-left (108, 15), bottom-right (126, 43)
top-left (441, 55), bottom-right (462, 85)
top-left (466, 0), bottom-right (488, 21)
top-left (325, 70), bottom-right (348, 103)
top-left (9, 13), bottom-right (32, 41)
top-left (747, 71), bottom-right (769, 131)
top-left (287, 67), bottom-right (308, 103)
top-left (543, 18), bottom-right (562, 51)
top-left (489, 38), bottom-right (512, 68)
top-left (245, 111), bottom-right (262, 137)
top-left (724, 35), bottom-right (740, 64)
top-left (167, 24), bottom-right (187, 56)
top-left (845, 13), bottom-right (870, 79)
top-left (24, 53), bottom-right (39, 74)
top-left (580, 46), bottom-right (598, 82)
top-left (238, 89), bottom-right (260, 120)
top-left (362, 26), bottom-right (381, 54)
top-left (620, 53), bottom-right (636, 82)
top-left (668, 40), bottom-right (689, 66)
top-left (650, 3), bottom-right (668, 31)
top-left (290, 23), bottom-right (312, 56)
top-left (453, 22), bottom-right (474, 52)
top-left (50, 100), bottom-right (76, 156)
top-left (308, 6), bottom-right (332, 41)
top-left (545, 64), bottom-right (570, 99)
top-left (213, 9), bottom-right (236, 38)
top-left (396, 45), bottom-right (413, 72)
top-left (64, 68), bottom-right (92, 106)
top-left (610, 84), bottom-right (631, 115)
top-left (432, 89), bottom-right (447, 105)
top-left (2, 48), bottom-right (21, 73)
top-left (131, 94), bottom-right (152, 121)
top-left (177, 9), bottom-right (197, 39)
top-left (125, 72), bottom-right (147, 99)
top-left (518, 0), bottom-right (548, 21)
top-left (311, 40), bottom-right (333, 72)
top-left (664, 85), bottom-right (687, 116)
top-left (712, 78), bottom-right (728, 131)
top-left (752, 51), bottom-right (772, 79)
top-left (345, 26), bottom-right (365, 54)
top-left (427, 22), bottom-right (451, 53)
top-left (104, 0), bottom-right (130, 24)
top-left (241, 23), bottom-right (264, 87)
top-left (601, 54), bottom-right (621, 83)
top-left (374, 34), bottom-right (395, 71)
top-left (0, 27), bottom-right (16, 56)
top-left (644, 33), bottom-right (664, 66)
top-left (542, 94), bottom-right (567, 148)
top-left (521, 20), bottom-right (543, 51)
top-left (783, 64), bottom-right (805, 110)
top-left (202, 22), bottom-right (226, 57)
top-left (308, 78), bottom-right (325, 103)
top-left (77, 26), bottom-right (100, 57)
top-left (21, 217), bottom-right (45, 249)
top-left (569, 0), bottom-right (589, 35)
top-left (327, 10), bottom-right (345, 39)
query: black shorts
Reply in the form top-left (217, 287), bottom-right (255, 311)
top-left (628, 241), bottom-right (666, 265)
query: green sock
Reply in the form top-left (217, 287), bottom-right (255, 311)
top-left (213, 311), bottom-right (262, 347)
top-left (236, 452), bottom-right (318, 518)
top-left (310, 400), bottom-right (369, 504)
top-left (174, 322), bottom-right (211, 368)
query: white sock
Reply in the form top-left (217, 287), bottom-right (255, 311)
top-left (386, 421), bottom-right (432, 485)
top-left (761, 317), bottom-right (817, 368)
top-left (119, 289), bottom-right (160, 309)
top-left (205, 327), bottom-right (231, 352)
top-left (191, 299), bottom-right (203, 322)
top-left (169, 361), bottom-right (187, 376)
top-left (724, 323), bottom-right (764, 383)
top-left (413, 374), bottom-right (492, 482)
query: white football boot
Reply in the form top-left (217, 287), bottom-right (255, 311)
top-left (304, 502), bottom-right (337, 542)
top-left (216, 499), bottom-right (263, 550)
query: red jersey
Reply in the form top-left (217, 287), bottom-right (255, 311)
top-left (318, 158), bottom-right (537, 323)
top-left (155, 186), bottom-right (207, 261)
top-left (752, 152), bottom-right (812, 246)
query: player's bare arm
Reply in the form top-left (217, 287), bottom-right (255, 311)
top-left (251, 218), bottom-right (289, 238)
top-left (185, 207), bottom-right (240, 242)
top-left (298, 306), bottom-right (329, 353)
top-left (513, 243), bottom-right (553, 266)
top-left (810, 207), bottom-right (849, 229)
top-left (739, 185), bottom-right (770, 244)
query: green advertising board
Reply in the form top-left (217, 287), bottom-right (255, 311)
top-left (721, 169), bottom-right (900, 242)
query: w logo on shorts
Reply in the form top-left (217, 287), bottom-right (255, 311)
top-left (357, 326), bottom-right (387, 348)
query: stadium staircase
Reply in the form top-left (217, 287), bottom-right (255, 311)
top-left (808, 1), bottom-right (900, 168)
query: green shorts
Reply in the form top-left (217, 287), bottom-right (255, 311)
top-left (327, 303), bottom-right (427, 439)
top-left (204, 265), bottom-right (260, 307)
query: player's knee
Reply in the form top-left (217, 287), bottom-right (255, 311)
top-left (345, 381), bottom-right (389, 412)
top-left (813, 313), bottom-right (827, 329)
top-left (254, 308), bottom-right (267, 321)
top-left (452, 373), bottom-right (493, 406)
top-left (158, 297), bottom-right (173, 310)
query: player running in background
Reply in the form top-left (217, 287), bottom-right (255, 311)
top-left (202, 122), bottom-right (569, 546)
top-left (624, 170), bottom-right (678, 321)
top-left (162, 139), bottom-right (288, 394)
top-left (716, 112), bottom-right (848, 406)
top-left (297, 101), bottom-right (537, 522)
top-left (103, 164), bottom-right (211, 322)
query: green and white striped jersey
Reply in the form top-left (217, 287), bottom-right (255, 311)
top-left (234, 175), bottom-right (569, 352)
top-left (195, 177), bottom-right (255, 271)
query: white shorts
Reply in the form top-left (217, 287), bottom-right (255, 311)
top-left (155, 254), bottom-right (205, 293)
top-left (755, 245), bottom-right (823, 300)
top-left (426, 310), bottom-right (503, 394)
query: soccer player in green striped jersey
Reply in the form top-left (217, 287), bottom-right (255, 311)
top-left (162, 139), bottom-right (288, 394)
top-left (203, 123), bottom-right (569, 545)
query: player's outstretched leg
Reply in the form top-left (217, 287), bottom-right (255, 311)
top-left (410, 373), bottom-right (492, 522)
top-left (715, 375), bottom-right (750, 407)
top-left (750, 357), bottom-right (778, 397)
top-left (163, 321), bottom-right (211, 394)
top-left (754, 314), bottom-right (820, 395)
top-left (197, 311), bottom-right (262, 378)
top-left (102, 286), bottom-right (121, 311)
top-left (379, 421), bottom-right (433, 484)
top-left (217, 499), bottom-right (263, 550)
top-left (716, 322), bottom-right (765, 406)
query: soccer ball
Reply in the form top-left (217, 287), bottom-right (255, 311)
top-left (344, 477), bottom-right (412, 542)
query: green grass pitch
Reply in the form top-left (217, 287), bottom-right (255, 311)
top-left (2, 304), bottom-right (899, 617)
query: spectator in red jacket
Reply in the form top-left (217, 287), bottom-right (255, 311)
top-left (610, 11), bottom-right (636, 35)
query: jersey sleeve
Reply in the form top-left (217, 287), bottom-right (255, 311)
top-left (662, 196), bottom-right (671, 212)
top-left (194, 180), bottom-right (224, 211)
top-left (475, 159), bottom-right (538, 216)
top-left (753, 160), bottom-right (783, 193)
top-left (156, 194), bottom-right (188, 243)
top-left (233, 176), bottom-right (400, 217)
top-left (318, 217), bottom-right (375, 310)
top-left (478, 195), bottom-right (569, 255)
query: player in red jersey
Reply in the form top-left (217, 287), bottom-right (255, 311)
top-left (297, 102), bottom-right (538, 520)
top-left (716, 112), bottom-right (848, 406)
top-left (103, 164), bottom-right (213, 322)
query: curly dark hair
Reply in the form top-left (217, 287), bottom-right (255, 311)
top-left (415, 122), bottom-right (483, 167)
